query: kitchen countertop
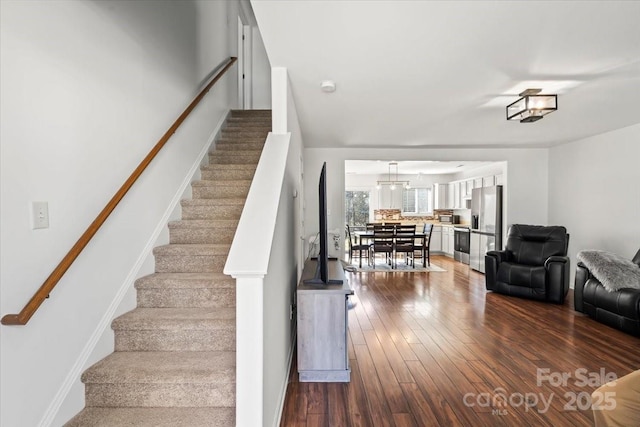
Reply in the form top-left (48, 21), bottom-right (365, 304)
top-left (370, 221), bottom-right (470, 228)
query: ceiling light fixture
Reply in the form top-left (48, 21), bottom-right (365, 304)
top-left (376, 162), bottom-right (410, 191)
top-left (506, 88), bottom-right (557, 123)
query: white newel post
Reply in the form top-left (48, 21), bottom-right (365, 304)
top-left (233, 275), bottom-right (264, 427)
top-left (271, 67), bottom-right (287, 134)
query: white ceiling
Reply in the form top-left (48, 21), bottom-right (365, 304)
top-left (252, 1), bottom-right (640, 149)
top-left (345, 160), bottom-right (493, 176)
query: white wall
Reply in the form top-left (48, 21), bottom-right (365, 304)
top-left (251, 29), bottom-right (272, 109)
top-left (0, 1), bottom-right (237, 425)
top-left (305, 148), bottom-right (549, 247)
top-left (549, 123), bottom-right (640, 283)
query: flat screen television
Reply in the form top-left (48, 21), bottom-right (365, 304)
top-left (304, 162), bottom-right (343, 285)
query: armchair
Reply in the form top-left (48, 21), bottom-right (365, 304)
top-left (485, 224), bottom-right (570, 304)
top-left (574, 249), bottom-right (640, 337)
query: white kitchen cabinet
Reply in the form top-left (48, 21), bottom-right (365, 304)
top-left (482, 176), bottom-right (495, 187)
top-left (379, 186), bottom-right (403, 209)
top-left (495, 174), bottom-right (504, 185)
top-left (448, 228), bottom-right (455, 257)
top-left (442, 227), bottom-right (449, 254)
top-left (431, 226), bottom-right (442, 252)
top-left (441, 226), bottom-right (454, 257)
top-left (447, 184), bottom-right (454, 209)
top-left (453, 182), bottom-right (462, 209)
top-left (433, 183), bottom-right (448, 209)
top-left (474, 178), bottom-right (483, 189)
top-left (464, 180), bottom-right (474, 198)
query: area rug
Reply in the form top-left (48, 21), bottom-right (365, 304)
top-left (343, 261), bottom-right (446, 273)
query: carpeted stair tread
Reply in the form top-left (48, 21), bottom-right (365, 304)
top-left (200, 163), bottom-right (257, 170)
top-left (224, 123), bottom-right (270, 129)
top-left (215, 137), bottom-right (268, 145)
top-left (65, 407), bottom-right (234, 427)
top-left (82, 351), bottom-right (235, 384)
top-left (200, 163), bottom-right (258, 172)
top-left (179, 199), bottom-right (245, 220)
top-left (221, 130), bottom-right (269, 135)
top-left (191, 181), bottom-right (251, 199)
top-left (216, 142), bottom-right (265, 148)
top-left (208, 154), bottom-right (261, 165)
top-left (199, 164), bottom-right (257, 180)
top-left (154, 244), bottom-right (230, 257)
top-left (168, 219), bottom-right (239, 229)
top-left (209, 149), bottom-right (263, 157)
top-left (226, 118), bottom-right (270, 124)
top-left (200, 169), bottom-right (256, 181)
top-left (181, 198), bottom-right (246, 206)
top-left (112, 307), bottom-right (235, 330)
top-left (135, 273), bottom-right (235, 290)
top-left (153, 244), bottom-right (230, 273)
top-left (191, 180), bottom-right (252, 187)
top-left (230, 109), bottom-right (271, 117)
top-left (226, 116), bottom-right (270, 122)
top-left (168, 220), bottom-right (239, 244)
top-left (134, 273), bottom-right (235, 309)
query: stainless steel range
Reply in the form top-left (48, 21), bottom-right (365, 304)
top-left (453, 226), bottom-right (470, 264)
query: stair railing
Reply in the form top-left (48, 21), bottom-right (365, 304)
top-left (1, 56), bottom-right (238, 326)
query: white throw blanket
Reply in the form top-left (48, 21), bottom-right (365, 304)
top-left (577, 250), bottom-right (640, 292)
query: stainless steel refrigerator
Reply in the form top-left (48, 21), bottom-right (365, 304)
top-left (470, 185), bottom-right (503, 273)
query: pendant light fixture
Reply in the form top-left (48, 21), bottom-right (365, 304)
top-left (376, 162), bottom-right (410, 190)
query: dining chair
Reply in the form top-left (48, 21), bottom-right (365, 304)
top-left (371, 224), bottom-right (395, 267)
top-left (414, 223), bottom-right (434, 266)
top-left (346, 224), bottom-right (371, 265)
top-left (394, 224), bottom-right (416, 268)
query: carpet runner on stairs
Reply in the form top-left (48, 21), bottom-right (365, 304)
top-left (65, 110), bottom-right (271, 426)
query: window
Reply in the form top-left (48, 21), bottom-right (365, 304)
top-left (402, 187), bottom-right (432, 214)
top-left (345, 191), bottom-right (370, 226)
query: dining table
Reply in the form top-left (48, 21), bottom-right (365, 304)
top-left (354, 231), bottom-right (428, 268)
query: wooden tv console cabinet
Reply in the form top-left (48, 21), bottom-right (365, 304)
top-left (297, 258), bottom-right (352, 382)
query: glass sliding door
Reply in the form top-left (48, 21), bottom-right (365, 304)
top-left (345, 190), bottom-right (370, 231)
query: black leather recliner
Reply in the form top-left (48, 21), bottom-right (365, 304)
top-left (574, 249), bottom-right (640, 337)
top-left (485, 224), bottom-right (570, 304)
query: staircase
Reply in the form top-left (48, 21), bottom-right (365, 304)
top-left (66, 110), bottom-right (271, 426)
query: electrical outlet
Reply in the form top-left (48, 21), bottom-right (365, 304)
top-left (32, 201), bottom-right (49, 229)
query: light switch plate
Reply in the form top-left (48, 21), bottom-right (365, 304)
top-left (32, 201), bottom-right (49, 229)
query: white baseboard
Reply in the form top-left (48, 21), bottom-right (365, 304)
top-left (273, 329), bottom-right (296, 427)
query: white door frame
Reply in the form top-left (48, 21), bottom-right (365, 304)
top-left (237, 18), bottom-right (252, 110)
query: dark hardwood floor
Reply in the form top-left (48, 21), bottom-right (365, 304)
top-left (280, 256), bottom-right (640, 426)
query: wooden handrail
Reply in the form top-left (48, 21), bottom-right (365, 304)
top-left (2, 57), bottom-right (238, 326)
